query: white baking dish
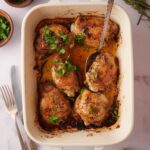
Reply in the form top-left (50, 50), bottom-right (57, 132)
top-left (21, 0), bottom-right (134, 148)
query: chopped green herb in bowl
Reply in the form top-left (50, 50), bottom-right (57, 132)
top-left (0, 10), bottom-right (13, 47)
top-left (11, 0), bottom-right (25, 3)
top-left (0, 16), bottom-right (10, 40)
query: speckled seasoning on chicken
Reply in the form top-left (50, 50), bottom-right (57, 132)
top-left (51, 55), bottom-right (80, 97)
top-left (75, 89), bottom-right (111, 126)
top-left (39, 82), bottom-right (71, 126)
top-left (86, 53), bottom-right (118, 92)
top-left (34, 15), bottom-right (120, 132)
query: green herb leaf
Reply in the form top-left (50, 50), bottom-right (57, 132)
top-left (54, 68), bottom-right (66, 77)
top-left (47, 115), bottom-right (59, 125)
top-left (110, 101), bottom-right (119, 120)
top-left (65, 60), bottom-right (76, 71)
top-left (61, 34), bottom-right (70, 44)
top-left (75, 33), bottom-right (85, 45)
top-left (44, 26), bottom-right (56, 44)
top-left (59, 48), bottom-right (65, 54)
top-left (44, 26), bottom-right (50, 35)
top-left (44, 26), bottom-right (67, 54)
top-left (50, 43), bottom-right (57, 50)
top-left (54, 59), bottom-right (80, 77)
top-left (0, 16), bottom-right (10, 40)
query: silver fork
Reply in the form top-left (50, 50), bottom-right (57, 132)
top-left (0, 85), bottom-right (27, 150)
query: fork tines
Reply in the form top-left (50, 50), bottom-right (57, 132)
top-left (0, 85), bottom-right (15, 109)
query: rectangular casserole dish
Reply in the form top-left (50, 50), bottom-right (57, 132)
top-left (21, 0), bottom-right (134, 147)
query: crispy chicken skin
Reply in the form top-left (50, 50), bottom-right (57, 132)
top-left (86, 53), bottom-right (118, 92)
top-left (40, 83), bottom-right (71, 125)
top-left (35, 24), bottom-right (74, 54)
top-left (75, 89), bottom-right (110, 126)
top-left (51, 55), bottom-right (80, 97)
top-left (35, 16), bottom-right (120, 130)
top-left (72, 15), bottom-right (119, 48)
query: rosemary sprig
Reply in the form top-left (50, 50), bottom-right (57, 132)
top-left (123, 0), bottom-right (150, 24)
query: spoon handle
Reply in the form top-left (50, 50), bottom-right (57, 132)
top-left (98, 0), bottom-right (114, 51)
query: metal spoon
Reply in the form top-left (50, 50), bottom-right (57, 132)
top-left (85, 0), bottom-right (114, 72)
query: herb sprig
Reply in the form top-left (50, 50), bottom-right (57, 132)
top-left (0, 16), bottom-right (10, 40)
top-left (110, 100), bottom-right (119, 120)
top-left (104, 100), bottom-right (119, 126)
top-left (61, 34), bottom-right (70, 44)
top-left (123, 0), bottom-right (150, 25)
top-left (75, 33), bottom-right (85, 45)
top-left (54, 59), bottom-right (80, 77)
top-left (47, 115), bottom-right (59, 125)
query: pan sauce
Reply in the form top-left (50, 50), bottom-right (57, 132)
top-left (34, 16), bottom-right (120, 132)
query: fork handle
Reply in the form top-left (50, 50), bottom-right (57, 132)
top-left (15, 113), bottom-right (27, 150)
top-left (15, 113), bottom-right (36, 150)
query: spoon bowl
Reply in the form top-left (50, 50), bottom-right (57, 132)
top-left (85, 0), bottom-right (114, 72)
top-left (85, 51), bottom-right (100, 72)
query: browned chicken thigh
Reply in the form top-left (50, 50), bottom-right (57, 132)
top-left (40, 83), bottom-right (71, 125)
top-left (86, 53), bottom-right (118, 92)
top-left (51, 55), bottom-right (80, 97)
top-left (35, 24), bottom-right (74, 54)
top-left (35, 16), bottom-right (120, 131)
top-left (75, 89), bottom-right (110, 126)
top-left (72, 15), bottom-right (119, 48)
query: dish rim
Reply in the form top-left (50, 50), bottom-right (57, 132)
top-left (21, 1), bottom-right (134, 146)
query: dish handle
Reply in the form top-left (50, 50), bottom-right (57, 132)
top-left (95, 147), bottom-right (104, 150)
top-left (91, 0), bottom-right (106, 2)
top-left (49, 0), bottom-right (60, 3)
top-left (52, 147), bottom-right (63, 150)
top-left (49, 0), bottom-right (107, 3)
top-left (44, 146), bottom-right (104, 150)
top-left (51, 147), bottom-right (104, 150)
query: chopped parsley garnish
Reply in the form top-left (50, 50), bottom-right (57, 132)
top-left (61, 34), bottom-right (70, 44)
top-left (75, 33), bottom-right (85, 45)
top-left (44, 26), bottom-right (66, 54)
top-left (110, 101), bottom-right (119, 120)
top-left (44, 26), bottom-right (56, 44)
top-left (0, 16), bottom-right (10, 40)
top-left (103, 100), bottom-right (119, 126)
top-left (47, 115), bottom-right (59, 125)
top-left (54, 59), bottom-right (80, 77)
top-left (50, 43), bottom-right (57, 50)
top-left (54, 67), bottom-right (66, 76)
top-left (58, 48), bottom-right (65, 54)
top-left (59, 31), bottom-right (70, 45)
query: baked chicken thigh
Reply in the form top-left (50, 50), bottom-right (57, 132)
top-left (75, 89), bottom-right (110, 126)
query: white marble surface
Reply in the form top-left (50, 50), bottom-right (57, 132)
top-left (0, 0), bottom-right (150, 150)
